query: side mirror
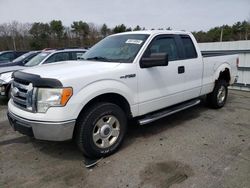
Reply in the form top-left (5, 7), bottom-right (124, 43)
top-left (140, 53), bottom-right (168, 68)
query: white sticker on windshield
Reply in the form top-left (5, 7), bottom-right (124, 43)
top-left (125, 39), bottom-right (143, 45)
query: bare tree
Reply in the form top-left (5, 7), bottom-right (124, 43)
top-left (87, 23), bottom-right (101, 47)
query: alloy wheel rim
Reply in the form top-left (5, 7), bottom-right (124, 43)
top-left (217, 86), bottom-right (226, 104)
top-left (92, 115), bottom-right (120, 149)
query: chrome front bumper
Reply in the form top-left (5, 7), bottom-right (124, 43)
top-left (8, 111), bottom-right (76, 141)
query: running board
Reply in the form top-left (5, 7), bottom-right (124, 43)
top-left (138, 99), bottom-right (201, 125)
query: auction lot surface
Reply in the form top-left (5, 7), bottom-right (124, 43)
top-left (0, 90), bottom-right (249, 188)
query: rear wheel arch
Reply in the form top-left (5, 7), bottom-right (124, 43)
top-left (214, 65), bottom-right (231, 84)
top-left (218, 68), bottom-right (230, 84)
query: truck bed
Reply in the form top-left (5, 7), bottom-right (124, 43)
top-left (201, 50), bottom-right (240, 57)
top-left (202, 53), bottom-right (238, 87)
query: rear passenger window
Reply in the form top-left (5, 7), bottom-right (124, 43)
top-left (144, 37), bottom-right (179, 61)
top-left (71, 52), bottom-right (86, 60)
top-left (180, 35), bottom-right (197, 59)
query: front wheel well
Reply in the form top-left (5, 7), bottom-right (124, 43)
top-left (77, 93), bottom-right (132, 120)
top-left (73, 93), bottom-right (132, 139)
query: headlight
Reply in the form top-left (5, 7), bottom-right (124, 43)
top-left (37, 88), bottom-right (73, 113)
top-left (0, 72), bottom-right (13, 83)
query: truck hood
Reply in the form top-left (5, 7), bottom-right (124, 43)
top-left (22, 60), bottom-right (121, 81)
top-left (0, 66), bottom-right (25, 74)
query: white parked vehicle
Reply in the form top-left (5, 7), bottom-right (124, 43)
top-left (0, 49), bottom-right (86, 98)
top-left (8, 30), bottom-right (238, 158)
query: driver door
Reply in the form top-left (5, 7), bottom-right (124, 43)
top-left (137, 35), bottom-right (188, 115)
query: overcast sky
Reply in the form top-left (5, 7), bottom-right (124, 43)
top-left (0, 0), bottom-right (249, 31)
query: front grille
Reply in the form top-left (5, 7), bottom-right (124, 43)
top-left (12, 80), bottom-right (35, 111)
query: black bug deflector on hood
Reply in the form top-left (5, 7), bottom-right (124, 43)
top-left (13, 71), bottom-right (63, 88)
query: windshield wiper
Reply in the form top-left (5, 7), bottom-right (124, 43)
top-left (86, 56), bottom-right (111, 62)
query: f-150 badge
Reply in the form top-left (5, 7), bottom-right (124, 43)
top-left (120, 74), bottom-right (136, 79)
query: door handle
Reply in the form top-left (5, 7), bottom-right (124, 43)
top-left (178, 66), bottom-right (185, 74)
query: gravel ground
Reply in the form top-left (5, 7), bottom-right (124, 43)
top-left (0, 90), bottom-right (249, 188)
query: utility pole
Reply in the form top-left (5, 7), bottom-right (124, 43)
top-left (220, 27), bottom-right (223, 42)
top-left (12, 35), bottom-right (16, 50)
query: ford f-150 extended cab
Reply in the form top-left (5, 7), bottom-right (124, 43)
top-left (7, 30), bottom-right (238, 158)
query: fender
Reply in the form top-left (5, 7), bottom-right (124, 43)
top-left (69, 79), bottom-right (138, 119)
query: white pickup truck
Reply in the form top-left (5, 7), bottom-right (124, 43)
top-left (8, 30), bottom-right (238, 158)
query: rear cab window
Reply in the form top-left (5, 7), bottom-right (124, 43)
top-left (180, 35), bottom-right (197, 59)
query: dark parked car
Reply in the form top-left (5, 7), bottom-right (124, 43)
top-left (0, 51), bottom-right (40, 68)
top-left (0, 51), bottom-right (28, 64)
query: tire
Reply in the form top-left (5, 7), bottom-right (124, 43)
top-left (75, 102), bottom-right (127, 158)
top-left (7, 87), bottom-right (11, 99)
top-left (206, 80), bottom-right (228, 109)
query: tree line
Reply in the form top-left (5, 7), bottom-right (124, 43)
top-left (0, 20), bottom-right (145, 51)
top-left (0, 20), bottom-right (249, 51)
top-left (193, 21), bottom-right (250, 42)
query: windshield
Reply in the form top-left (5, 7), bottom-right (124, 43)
top-left (12, 52), bottom-right (32, 63)
top-left (25, 52), bottom-right (51, 67)
top-left (83, 34), bottom-right (149, 63)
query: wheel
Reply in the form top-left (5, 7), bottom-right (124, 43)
top-left (207, 80), bottom-right (228, 109)
top-left (75, 102), bottom-right (127, 158)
